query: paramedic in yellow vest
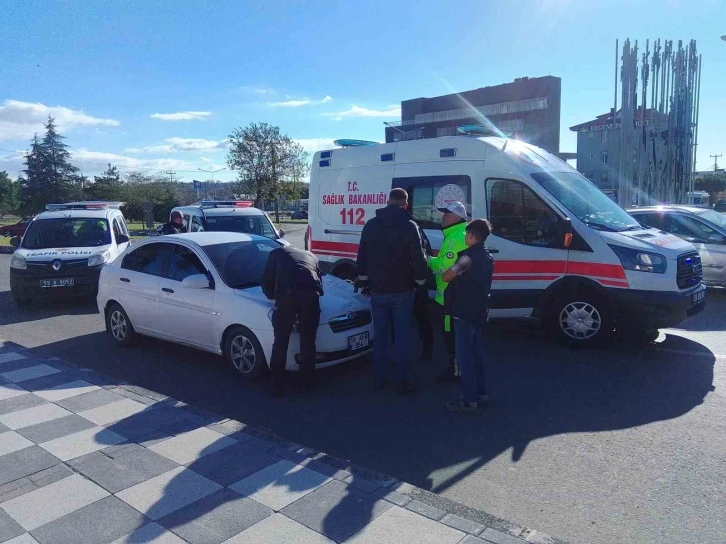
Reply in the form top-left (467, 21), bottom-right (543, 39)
top-left (428, 201), bottom-right (469, 383)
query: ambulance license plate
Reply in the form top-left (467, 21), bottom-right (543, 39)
top-left (40, 278), bottom-right (74, 288)
top-left (348, 332), bottom-right (369, 351)
top-left (692, 290), bottom-right (705, 305)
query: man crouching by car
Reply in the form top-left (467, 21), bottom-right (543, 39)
top-left (262, 245), bottom-right (324, 397)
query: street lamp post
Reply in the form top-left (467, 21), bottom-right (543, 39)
top-left (197, 168), bottom-right (226, 199)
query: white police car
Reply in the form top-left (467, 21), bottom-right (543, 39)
top-left (9, 202), bottom-right (130, 308)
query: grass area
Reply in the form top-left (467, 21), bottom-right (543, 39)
top-left (0, 236), bottom-right (12, 246)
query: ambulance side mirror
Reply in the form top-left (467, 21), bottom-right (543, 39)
top-left (560, 217), bottom-right (573, 249)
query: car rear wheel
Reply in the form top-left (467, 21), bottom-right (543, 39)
top-left (224, 326), bottom-right (267, 380)
top-left (546, 291), bottom-right (614, 347)
top-left (106, 303), bottom-right (136, 346)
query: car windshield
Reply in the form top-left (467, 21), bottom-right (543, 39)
top-left (531, 171), bottom-right (641, 232)
top-left (202, 239), bottom-right (280, 289)
top-left (22, 218), bottom-right (111, 249)
top-left (695, 209), bottom-right (726, 231)
top-left (203, 215), bottom-right (277, 239)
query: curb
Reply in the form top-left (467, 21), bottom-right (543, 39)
top-left (0, 339), bottom-right (568, 544)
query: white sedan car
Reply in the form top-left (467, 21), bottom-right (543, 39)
top-left (97, 232), bottom-right (373, 379)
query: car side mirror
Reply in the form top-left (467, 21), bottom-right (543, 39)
top-left (181, 274), bottom-right (211, 289)
top-left (709, 234), bottom-right (725, 244)
top-left (278, 229), bottom-right (286, 238)
top-left (9, 237), bottom-right (20, 248)
top-left (116, 234), bottom-right (130, 245)
top-left (559, 217), bottom-right (573, 249)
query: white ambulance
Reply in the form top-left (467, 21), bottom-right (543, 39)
top-left (306, 136), bottom-right (706, 346)
top-left (9, 202), bottom-right (130, 308)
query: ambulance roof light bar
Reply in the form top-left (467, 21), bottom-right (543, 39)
top-left (198, 200), bottom-right (254, 208)
top-left (333, 139), bottom-right (378, 148)
top-left (45, 201), bottom-right (125, 211)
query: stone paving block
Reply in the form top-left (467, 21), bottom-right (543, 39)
top-left (108, 387), bottom-right (159, 406)
top-left (112, 522), bottom-right (186, 543)
top-left (0, 509), bottom-right (25, 543)
top-left (0, 404), bottom-right (71, 431)
top-left (223, 513), bottom-right (334, 544)
top-left (229, 460), bottom-right (332, 511)
top-left (441, 513), bottom-right (486, 536)
top-left (344, 506), bottom-right (465, 544)
top-left (405, 499), bottom-right (446, 521)
top-left (0, 384), bottom-right (28, 403)
top-left (30, 495), bottom-right (148, 544)
top-left (206, 419), bottom-right (247, 436)
top-left (149, 427), bottom-right (238, 465)
top-left (481, 528), bottom-right (527, 544)
top-left (69, 443), bottom-right (179, 493)
top-left (1, 365), bottom-right (60, 384)
top-left (0, 360), bottom-right (40, 374)
top-left (0, 353), bottom-right (26, 365)
top-left (343, 474), bottom-right (384, 494)
top-left (282, 479), bottom-right (392, 543)
top-left (17, 371), bottom-right (89, 393)
top-left (300, 458), bottom-right (352, 481)
top-left (33, 380), bottom-right (99, 402)
top-left (0, 446), bottom-right (61, 486)
top-left (79, 398), bottom-right (147, 426)
top-left (187, 442), bottom-right (280, 487)
top-left (0, 394), bottom-right (45, 417)
top-left (0, 465), bottom-right (74, 505)
top-left (158, 488), bottom-right (272, 544)
top-left (459, 536), bottom-right (488, 544)
top-left (39, 426), bottom-right (126, 461)
top-left (54, 388), bottom-right (125, 413)
top-left (1, 473), bottom-right (109, 531)
top-left (370, 488), bottom-right (413, 508)
top-left (0, 431), bottom-right (33, 457)
top-left (16, 415), bottom-right (96, 444)
top-left (116, 466), bottom-right (222, 521)
top-left (4, 534), bottom-right (40, 544)
top-left (134, 429), bottom-right (174, 448)
top-left (105, 406), bottom-right (189, 440)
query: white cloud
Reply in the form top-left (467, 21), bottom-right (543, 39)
top-left (241, 86), bottom-right (275, 94)
top-left (71, 149), bottom-right (190, 172)
top-left (326, 104), bottom-right (401, 121)
top-left (150, 111), bottom-right (211, 121)
top-left (294, 138), bottom-right (338, 155)
top-left (270, 95), bottom-right (333, 108)
top-left (125, 137), bottom-right (229, 154)
top-left (0, 100), bottom-right (119, 141)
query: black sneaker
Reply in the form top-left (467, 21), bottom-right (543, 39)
top-left (445, 398), bottom-right (480, 414)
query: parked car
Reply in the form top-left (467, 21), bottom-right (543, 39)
top-left (628, 205), bottom-right (726, 286)
top-left (291, 209), bottom-right (308, 220)
top-left (97, 232), bottom-right (373, 379)
top-left (2, 217), bottom-right (33, 238)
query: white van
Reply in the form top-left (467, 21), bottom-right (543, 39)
top-left (306, 136), bottom-right (706, 345)
top-left (9, 202), bottom-right (130, 307)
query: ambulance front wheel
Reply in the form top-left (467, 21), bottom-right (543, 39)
top-left (546, 292), bottom-right (614, 347)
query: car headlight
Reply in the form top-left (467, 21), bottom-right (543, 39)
top-left (88, 250), bottom-right (110, 267)
top-left (608, 245), bottom-right (667, 274)
top-left (10, 254), bottom-right (26, 270)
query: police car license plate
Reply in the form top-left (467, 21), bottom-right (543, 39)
top-left (40, 278), bottom-right (74, 288)
top-left (348, 332), bottom-right (369, 351)
top-left (692, 290), bottom-right (705, 305)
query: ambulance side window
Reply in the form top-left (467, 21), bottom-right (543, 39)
top-left (487, 179), bottom-right (562, 248)
top-left (393, 175), bottom-right (471, 230)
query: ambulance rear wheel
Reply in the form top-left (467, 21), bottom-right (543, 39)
top-left (547, 292), bottom-right (614, 347)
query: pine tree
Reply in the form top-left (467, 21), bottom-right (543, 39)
top-left (18, 134), bottom-right (47, 215)
top-left (40, 116), bottom-right (79, 203)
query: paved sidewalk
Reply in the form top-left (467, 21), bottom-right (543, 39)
top-left (0, 341), bottom-right (566, 544)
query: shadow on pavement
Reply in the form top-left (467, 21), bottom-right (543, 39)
top-left (0, 290), bottom-right (98, 327)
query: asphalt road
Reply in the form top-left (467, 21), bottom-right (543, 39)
top-left (1, 224), bottom-right (724, 544)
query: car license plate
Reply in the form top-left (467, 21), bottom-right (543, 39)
top-left (40, 278), bottom-right (74, 288)
top-left (692, 290), bottom-right (705, 305)
top-left (348, 332), bottom-right (369, 351)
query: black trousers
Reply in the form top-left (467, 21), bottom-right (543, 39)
top-left (413, 288), bottom-right (433, 351)
top-left (270, 290), bottom-right (320, 384)
top-left (431, 302), bottom-right (457, 369)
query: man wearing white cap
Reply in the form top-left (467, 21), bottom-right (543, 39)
top-left (427, 201), bottom-right (469, 383)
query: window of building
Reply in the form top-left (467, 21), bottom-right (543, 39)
top-left (601, 151), bottom-right (608, 164)
top-left (393, 175), bottom-right (471, 230)
top-left (600, 171), bottom-right (609, 184)
top-left (486, 179), bottom-right (562, 248)
top-left (601, 130), bottom-right (608, 143)
top-left (585, 172), bottom-right (593, 180)
top-left (167, 245), bottom-right (207, 282)
top-left (587, 152), bottom-right (594, 159)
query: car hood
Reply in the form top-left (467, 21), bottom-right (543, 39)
top-left (17, 245), bottom-right (111, 261)
top-left (234, 275), bottom-right (371, 322)
top-left (598, 228), bottom-right (695, 256)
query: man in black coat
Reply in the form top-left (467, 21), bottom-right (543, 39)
top-left (160, 211), bottom-right (187, 235)
top-left (262, 245), bottom-right (323, 396)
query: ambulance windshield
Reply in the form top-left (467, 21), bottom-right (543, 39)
top-left (531, 172), bottom-right (640, 232)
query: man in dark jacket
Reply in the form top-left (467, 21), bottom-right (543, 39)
top-left (160, 211), bottom-right (187, 235)
top-left (355, 188), bottom-right (428, 394)
top-left (442, 219), bottom-right (494, 414)
top-left (262, 245), bottom-right (324, 397)
top-left (413, 224), bottom-right (434, 360)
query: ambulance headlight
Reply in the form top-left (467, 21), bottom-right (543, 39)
top-left (609, 245), bottom-right (666, 274)
top-left (88, 250), bottom-right (110, 267)
top-left (10, 254), bottom-right (27, 270)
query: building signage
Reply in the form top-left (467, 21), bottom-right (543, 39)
top-left (580, 119), bottom-right (654, 132)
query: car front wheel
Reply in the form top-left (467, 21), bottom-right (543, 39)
top-left (224, 326), bottom-right (267, 380)
top-left (106, 303), bottom-right (136, 346)
top-left (547, 292), bottom-right (614, 347)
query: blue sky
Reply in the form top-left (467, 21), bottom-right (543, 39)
top-left (1, 0), bottom-right (724, 182)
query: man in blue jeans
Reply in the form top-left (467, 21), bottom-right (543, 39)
top-left (355, 188), bottom-right (428, 395)
top-left (442, 219), bottom-right (494, 414)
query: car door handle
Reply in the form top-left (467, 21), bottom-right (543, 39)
top-left (120, 277), bottom-right (130, 283)
top-left (161, 287), bottom-right (174, 294)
